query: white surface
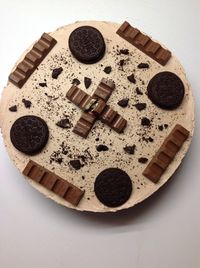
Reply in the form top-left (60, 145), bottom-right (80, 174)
top-left (0, 0), bottom-right (200, 267)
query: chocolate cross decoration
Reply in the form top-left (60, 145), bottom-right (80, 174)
top-left (66, 78), bottom-right (127, 138)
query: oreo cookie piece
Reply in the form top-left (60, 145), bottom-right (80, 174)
top-left (10, 115), bottom-right (49, 155)
top-left (68, 26), bottom-right (106, 64)
top-left (147, 71), bottom-right (185, 110)
top-left (94, 168), bottom-right (132, 207)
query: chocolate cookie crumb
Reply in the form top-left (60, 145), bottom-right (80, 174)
top-left (95, 137), bottom-right (100, 141)
top-left (134, 103), bottom-right (146, 111)
top-left (138, 63), bottom-right (149, 69)
top-left (56, 118), bottom-right (72, 129)
top-left (119, 49), bottom-right (129, 55)
top-left (118, 98), bottom-right (129, 108)
top-left (39, 82), bottom-right (47, 87)
top-left (52, 67), bottom-right (63, 79)
top-left (138, 157), bottom-right (148, 164)
top-left (96, 144), bottom-right (109, 152)
top-left (103, 66), bottom-right (112, 74)
top-left (164, 124), bottom-right (168, 129)
top-left (84, 77), bottom-right (92, 89)
top-left (9, 105), bottom-right (17, 112)
top-left (127, 74), bottom-right (136, 84)
top-left (141, 117), bottom-right (151, 126)
top-left (22, 99), bottom-right (32, 108)
top-left (69, 160), bottom-right (81, 170)
top-left (72, 78), bottom-right (80, 85)
top-left (158, 125), bottom-right (164, 131)
top-left (135, 87), bottom-right (143, 95)
top-left (123, 145), bottom-right (136, 155)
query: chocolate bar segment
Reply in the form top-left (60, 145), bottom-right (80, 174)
top-left (100, 105), bottom-right (127, 133)
top-left (9, 33), bottom-right (57, 88)
top-left (116, 21), bottom-right (171, 66)
top-left (93, 78), bottom-right (115, 101)
top-left (23, 160), bottom-right (84, 206)
top-left (73, 112), bottom-right (96, 138)
top-left (143, 124), bottom-right (189, 183)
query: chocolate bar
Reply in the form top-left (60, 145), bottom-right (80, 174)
top-left (9, 33), bottom-right (57, 88)
top-left (143, 124), bottom-right (189, 183)
top-left (100, 105), bottom-right (127, 133)
top-left (92, 78), bottom-right (115, 101)
top-left (66, 79), bottom-right (127, 138)
top-left (117, 21), bottom-right (171, 66)
top-left (23, 160), bottom-right (84, 206)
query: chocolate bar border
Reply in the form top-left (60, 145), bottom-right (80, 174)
top-left (9, 33), bottom-right (57, 88)
top-left (143, 124), bottom-right (189, 183)
top-left (116, 21), bottom-right (171, 66)
top-left (23, 160), bottom-right (84, 206)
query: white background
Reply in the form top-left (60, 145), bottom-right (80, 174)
top-left (0, 1), bottom-right (200, 267)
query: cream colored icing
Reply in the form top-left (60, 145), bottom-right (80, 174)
top-left (0, 21), bottom-right (195, 212)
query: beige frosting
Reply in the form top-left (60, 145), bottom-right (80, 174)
top-left (0, 21), bottom-right (195, 212)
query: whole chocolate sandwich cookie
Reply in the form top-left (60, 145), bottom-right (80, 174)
top-left (0, 21), bottom-right (194, 212)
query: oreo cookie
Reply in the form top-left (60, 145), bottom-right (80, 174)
top-left (94, 168), bottom-right (132, 207)
top-left (147, 71), bottom-right (185, 110)
top-left (68, 26), bottom-right (106, 64)
top-left (10, 115), bottom-right (49, 155)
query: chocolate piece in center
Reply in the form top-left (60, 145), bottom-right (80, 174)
top-left (66, 78), bottom-right (127, 138)
top-left (69, 26), bottom-right (106, 64)
top-left (94, 168), bottom-right (132, 207)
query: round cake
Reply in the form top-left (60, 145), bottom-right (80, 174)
top-left (0, 21), bottom-right (195, 212)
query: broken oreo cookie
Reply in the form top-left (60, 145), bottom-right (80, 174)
top-left (94, 168), bottom-right (132, 207)
top-left (147, 71), bottom-right (185, 110)
top-left (10, 115), bottom-right (49, 155)
top-left (69, 26), bottom-right (106, 64)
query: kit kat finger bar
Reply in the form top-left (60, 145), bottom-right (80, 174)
top-left (23, 160), bottom-right (84, 206)
top-left (143, 124), bottom-right (189, 183)
top-left (116, 21), bottom-right (171, 66)
top-left (9, 33), bottom-right (57, 88)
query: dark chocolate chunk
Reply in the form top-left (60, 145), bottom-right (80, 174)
top-left (141, 117), bottom-right (151, 126)
top-left (119, 49), bottom-right (129, 55)
top-left (9, 105), bottom-right (17, 112)
top-left (138, 157), bottom-right (148, 164)
top-left (134, 103), bottom-right (146, 111)
top-left (72, 78), bottom-right (80, 85)
top-left (69, 160), bottom-right (82, 170)
top-left (94, 168), bottom-right (132, 207)
top-left (147, 72), bottom-right (185, 109)
top-left (117, 98), bottom-right (129, 108)
top-left (39, 82), bottom-right (47, 87)
top-left (10, 115), bottom-right (49, 155)
top-left (127, 74), bottom-right (136, 83)
top-left (123, 145), bottom-right (136, 155)
top-left (164, 124), bottom-right (168, 129)
top-left (96, 144), bottom-right (109, 152)
top-left (138, 63), bottom-right (149, 69)
top-left (103, 66), bottom-right (112, 74)
top-left (56, 118), bottom-right (71, 129)
top-left (22, 99), bottom-right (32, 108)
top-left (119, 59), bottom-right (125, 67)
top-left (135, 87), bottom-right (143, 95)
top-left (52, 67), bottom-right (63, 79)
top-left (69, 26), bottom-right (106, 64)
top-left (84, 77), bottom-right (92, 89)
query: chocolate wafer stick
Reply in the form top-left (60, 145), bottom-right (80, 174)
top-left (116, 21), bottom-right (171, 66)
top-left (143, 124), bottom-right (189, 183)
top-left (9, 33), bottom-right (57, 88)
top-left (66, 78), bottom-right (127, 138)
top-left (23, 160), bottom-right (84, 206)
